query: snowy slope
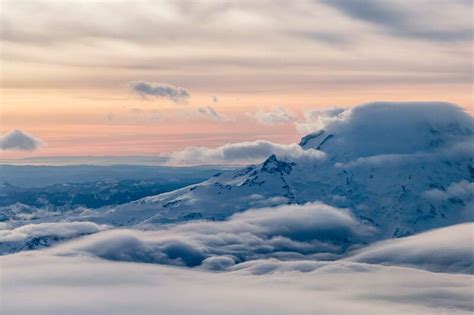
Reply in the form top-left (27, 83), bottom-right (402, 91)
top-left (98, 102), bottom-right (473, 239)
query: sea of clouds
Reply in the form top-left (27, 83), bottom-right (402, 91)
top-left (2, 241), bottom-right (473, 315)
top-left (1, 101), bottom-right (473, 314)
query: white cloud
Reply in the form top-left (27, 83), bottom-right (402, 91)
top-left (295, 107), bottom-right (346, 134)
top-left (130, 81), bottom-right (190, 103)
top-left (169, 140), bottom-right (325, 165)
top-left (254, 107), bottom-right (296, 124)
top-left (349, 223), bottom-right (473, 273)
top-left (0, 129), bottom-right (44, 151)
top-left (422, 181), bottom-right (474, 220)
top-left (423, 180), bottom-right (474, 203)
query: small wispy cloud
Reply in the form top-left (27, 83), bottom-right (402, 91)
top-left (130, 81), bottom-right (190, 103)
top-left (295, 107), bottom-right (346, 134)
top-left (254, 107), bottom-right (296, 125)
top-left (197, 106), bottom-right (233, 123)
top-left (423, 180), bottom-right (474, 203)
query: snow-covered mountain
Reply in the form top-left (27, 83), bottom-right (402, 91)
top-left (96, 102), bottom-right (473, 238)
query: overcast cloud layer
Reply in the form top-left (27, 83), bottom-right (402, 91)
top-left (1, 0), bottom-right (471, 92)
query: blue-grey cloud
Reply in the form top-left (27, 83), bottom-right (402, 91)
top-left (0, 129), bottom-right (44, 151)
top-left (323, 0), bottom-right (472, 42)
top-left (130, 81), bottom-right (190, 103)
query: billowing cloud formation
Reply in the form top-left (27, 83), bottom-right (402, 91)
top-left (197, 106), bottom-right (233, 122)
top-left (59, 202), bottom-right (375, 269)
top-left (169, 140), bottom-right (325, 165)
top-left (299, 102), bottom-right (474, 159)
top-left (130, 81), bottom-right (190, 103)
top-left (254, 107), bottom-right (295, 124)
top-left (0, 129), bottom-right (44, 151)
top-left (349, 223), bottom-right (473, 273)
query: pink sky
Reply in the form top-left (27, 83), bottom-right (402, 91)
top-left (1, 1), bottom-right (472, 159)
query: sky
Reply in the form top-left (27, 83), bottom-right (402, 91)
top-left (0, 0), bottom-right (472, 159)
